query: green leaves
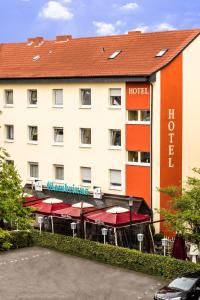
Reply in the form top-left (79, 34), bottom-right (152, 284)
top-left (158, 168), bottom-right (200, 244)
top-left (0, 148), bottom-right (33, 230)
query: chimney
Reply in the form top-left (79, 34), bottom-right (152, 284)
top-left (128, 31), bottom-right (141, 36)
top-left (56, 35), bottom-right (72, 42)
top-left (27, 36), bottom-right (44, 44)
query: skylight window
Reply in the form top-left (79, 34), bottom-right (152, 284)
top-left (108, 50), bottom-right (121, 59)
top-left (32, 55), bottom-right (40, 61)
top-left (155, 49), bottom-right (168, 57)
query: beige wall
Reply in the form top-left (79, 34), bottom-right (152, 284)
top-left (182, 35), bottom-right (200, 181)
top-left (0, 82), bottom-right (126, 194)
top-left (152, 71), bottom-right (161, 232)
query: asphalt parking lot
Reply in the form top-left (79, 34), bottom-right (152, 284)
top-left (0, 247), bottom-right (166, 300)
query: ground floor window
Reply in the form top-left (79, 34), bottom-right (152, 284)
top-left (54, 165), bottom-right (64, 181)
top-left (29, 162), bottom-right (39, 178)
top-left (110, 169), bottom-right (121, 189)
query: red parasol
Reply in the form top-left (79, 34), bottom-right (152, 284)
top-left (54, 202), bottom-right (95, 219)
top-left (84, 206), bottom-right (150, 227)
top-left (30, 198), bottom-right (71, 215)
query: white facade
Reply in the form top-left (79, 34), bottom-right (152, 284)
top-left (0, 82), bottom-right (126, 195)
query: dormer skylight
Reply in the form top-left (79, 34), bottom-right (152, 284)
top-left (155, 49), bottom-right (168, 57)
top-left (32, 55), bottom-right (40, 62)
top-left (108, 50), bottom-right (122, 59)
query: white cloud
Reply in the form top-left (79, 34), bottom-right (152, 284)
top-left (132, 24), bottom-right (149, 33)
top-left (93, 20), bottom-right (125, 36)
top-left (120, 2), bottom-right (139, 11)
top-left (154, 23), bottom-right (176, 31)
top-left (39, 1), bottom-right (74, 20)
top-left (93, 22), bottom-right (118, 35)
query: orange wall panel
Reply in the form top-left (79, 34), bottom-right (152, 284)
top-left (126, 83), bottom-right (150, 109)
top-left (126, 124), bottom-right (150, 151)
top-left (160, 54), bottom-right (183, 235)
top-left (126, 165), bottom-right (151, 207)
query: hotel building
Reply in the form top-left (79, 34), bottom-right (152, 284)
top-left (1, 29), bottom-right (200, 232)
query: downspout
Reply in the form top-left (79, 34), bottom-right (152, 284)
top-left (150, 81), bottom-right (154, 220)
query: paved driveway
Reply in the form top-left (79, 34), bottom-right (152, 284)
top-left (0, 247), bottom-right (166, 300)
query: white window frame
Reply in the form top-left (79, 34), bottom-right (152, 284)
top-left (53, 127), bottom-right (64, 145)
top-left (109, 169), bottom-right (122, 190)
top-left (28, 89), bottom-right (37, 106)
top-left (109, 88), bottom-right (121, 108)
top-left (127, 151), bottom-right (150, 166)
top-left (80, 167), bottom-right (91, 186)
top-left (28, 126), bottom-right (38, 144)
top-left (109, 129), bottom-right (121, 149)
top-left (54, 164), bottom-right (64, 181)
top-left (80, 128), bottom-right (91, 147)
top-left (80, 89), bottom-right (91, 108)
top-left (5, 125), bottom-right (14, 142)
top-left (127, 110), bottom-right (150, 125)
top-left (53, 89), bottom-right (63, 107)
top-left (4, 90), bottom-right (13, 106)
top-left (29, 162), bottom-right (39, 179)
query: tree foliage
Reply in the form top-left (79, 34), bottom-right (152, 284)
top-left (159, 168), bottom-right (200, 244)
top-left (0, 148), bottom-right (33, 229)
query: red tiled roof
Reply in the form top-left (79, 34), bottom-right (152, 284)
top-left (0, 29), bottom-right (199, 79)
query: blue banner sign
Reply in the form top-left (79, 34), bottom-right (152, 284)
top-left (47, 181), bottom-right (89, 195)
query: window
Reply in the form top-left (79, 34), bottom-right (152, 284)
top-left (110, 170), bottom-right (121, 188)
top-left (128, 151), bottom-right (150, 165)
top-left (53, 89), bottom-right (63, 106)
top-left (110, 130), bottom-right (121, 147)
top-left (5, 125), bottom-right (14, 140)
top-left (28, 126), bottom-right (38, 142)
top-left (28, 90), bottom-right (37, 105)
top-left (155, 49), bottom-right (168, 57)
top-left (54, 165), bottom-right (64, 181)
top-left (80, 128), bottom-right (91, 145)
top-left (81, 167), bottom-right (91, 184)
top-left (80, 89), bottom-right (91, 106)
top-left (4, 90), bottom-right (13, 105)
top-left (109, 88), bottom-right (121, 106)
top-left (29, 162), bottom-right (39, 178)
top-left (128, 110), bottom-right (150, 123)
top-left (108, 50), bottom-right (121, 59)
top-left (54, 127), bottom-right (64, 143)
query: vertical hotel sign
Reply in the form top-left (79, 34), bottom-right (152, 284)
top-left (168, 109), bottom-right (175, 168)
top-left (160, 54), bottom-right (182, 233)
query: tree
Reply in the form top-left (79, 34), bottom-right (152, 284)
top-left (0, 148), bottom-right (33, 229)
top-left (159, 168), bottom-right (200, 245)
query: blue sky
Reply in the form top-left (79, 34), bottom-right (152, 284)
top-left (1, 0), bottom-right (200, 42)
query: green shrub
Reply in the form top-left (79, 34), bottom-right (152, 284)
top-left (10, 230), bottom-right (33, 249)
top-left (154, 232), bottom-right (164, 242)
top-left (31, 230), bottom-right (200, 279)
top-left (0, 229), bottom-right (12, 251)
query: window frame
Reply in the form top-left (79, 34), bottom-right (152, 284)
top-left (4, 89), bottom-right (14, 106)
top-left (80, 128), bottom-right (91, 147)
top-left (109, 169), bottom-right (122, 190)
top-left (109, 129), bottom-right (121, 149)
top-left (80, 167), bottom-right (91, 186)
top-left (80, 89), bottom-right (91, 108)
top-left (127, 150), bottom-right (150, 166)
top-left (28, 126), bottom-right (38, 143)
top-left (109, 88), bottom-right (121, 108)
top-left (54, 164), bottom-right (64, 181)
top-left (28, 89), bottom-right (38, 106)
top-left (29, 162), bottom-right (39, 179)
top-left (127, 110), bottom-right (150, 124)
top-left (53, 89), bottom-right (63, 107)
top-left (5, 124), bottom-right (14, 141)
top-left (53, 127), bottom-right (64, 145)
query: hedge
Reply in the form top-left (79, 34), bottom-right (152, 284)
top-left (0, 229), bottom-right (33, 251)
top-left (31, 230), bottom-right (200, 279)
